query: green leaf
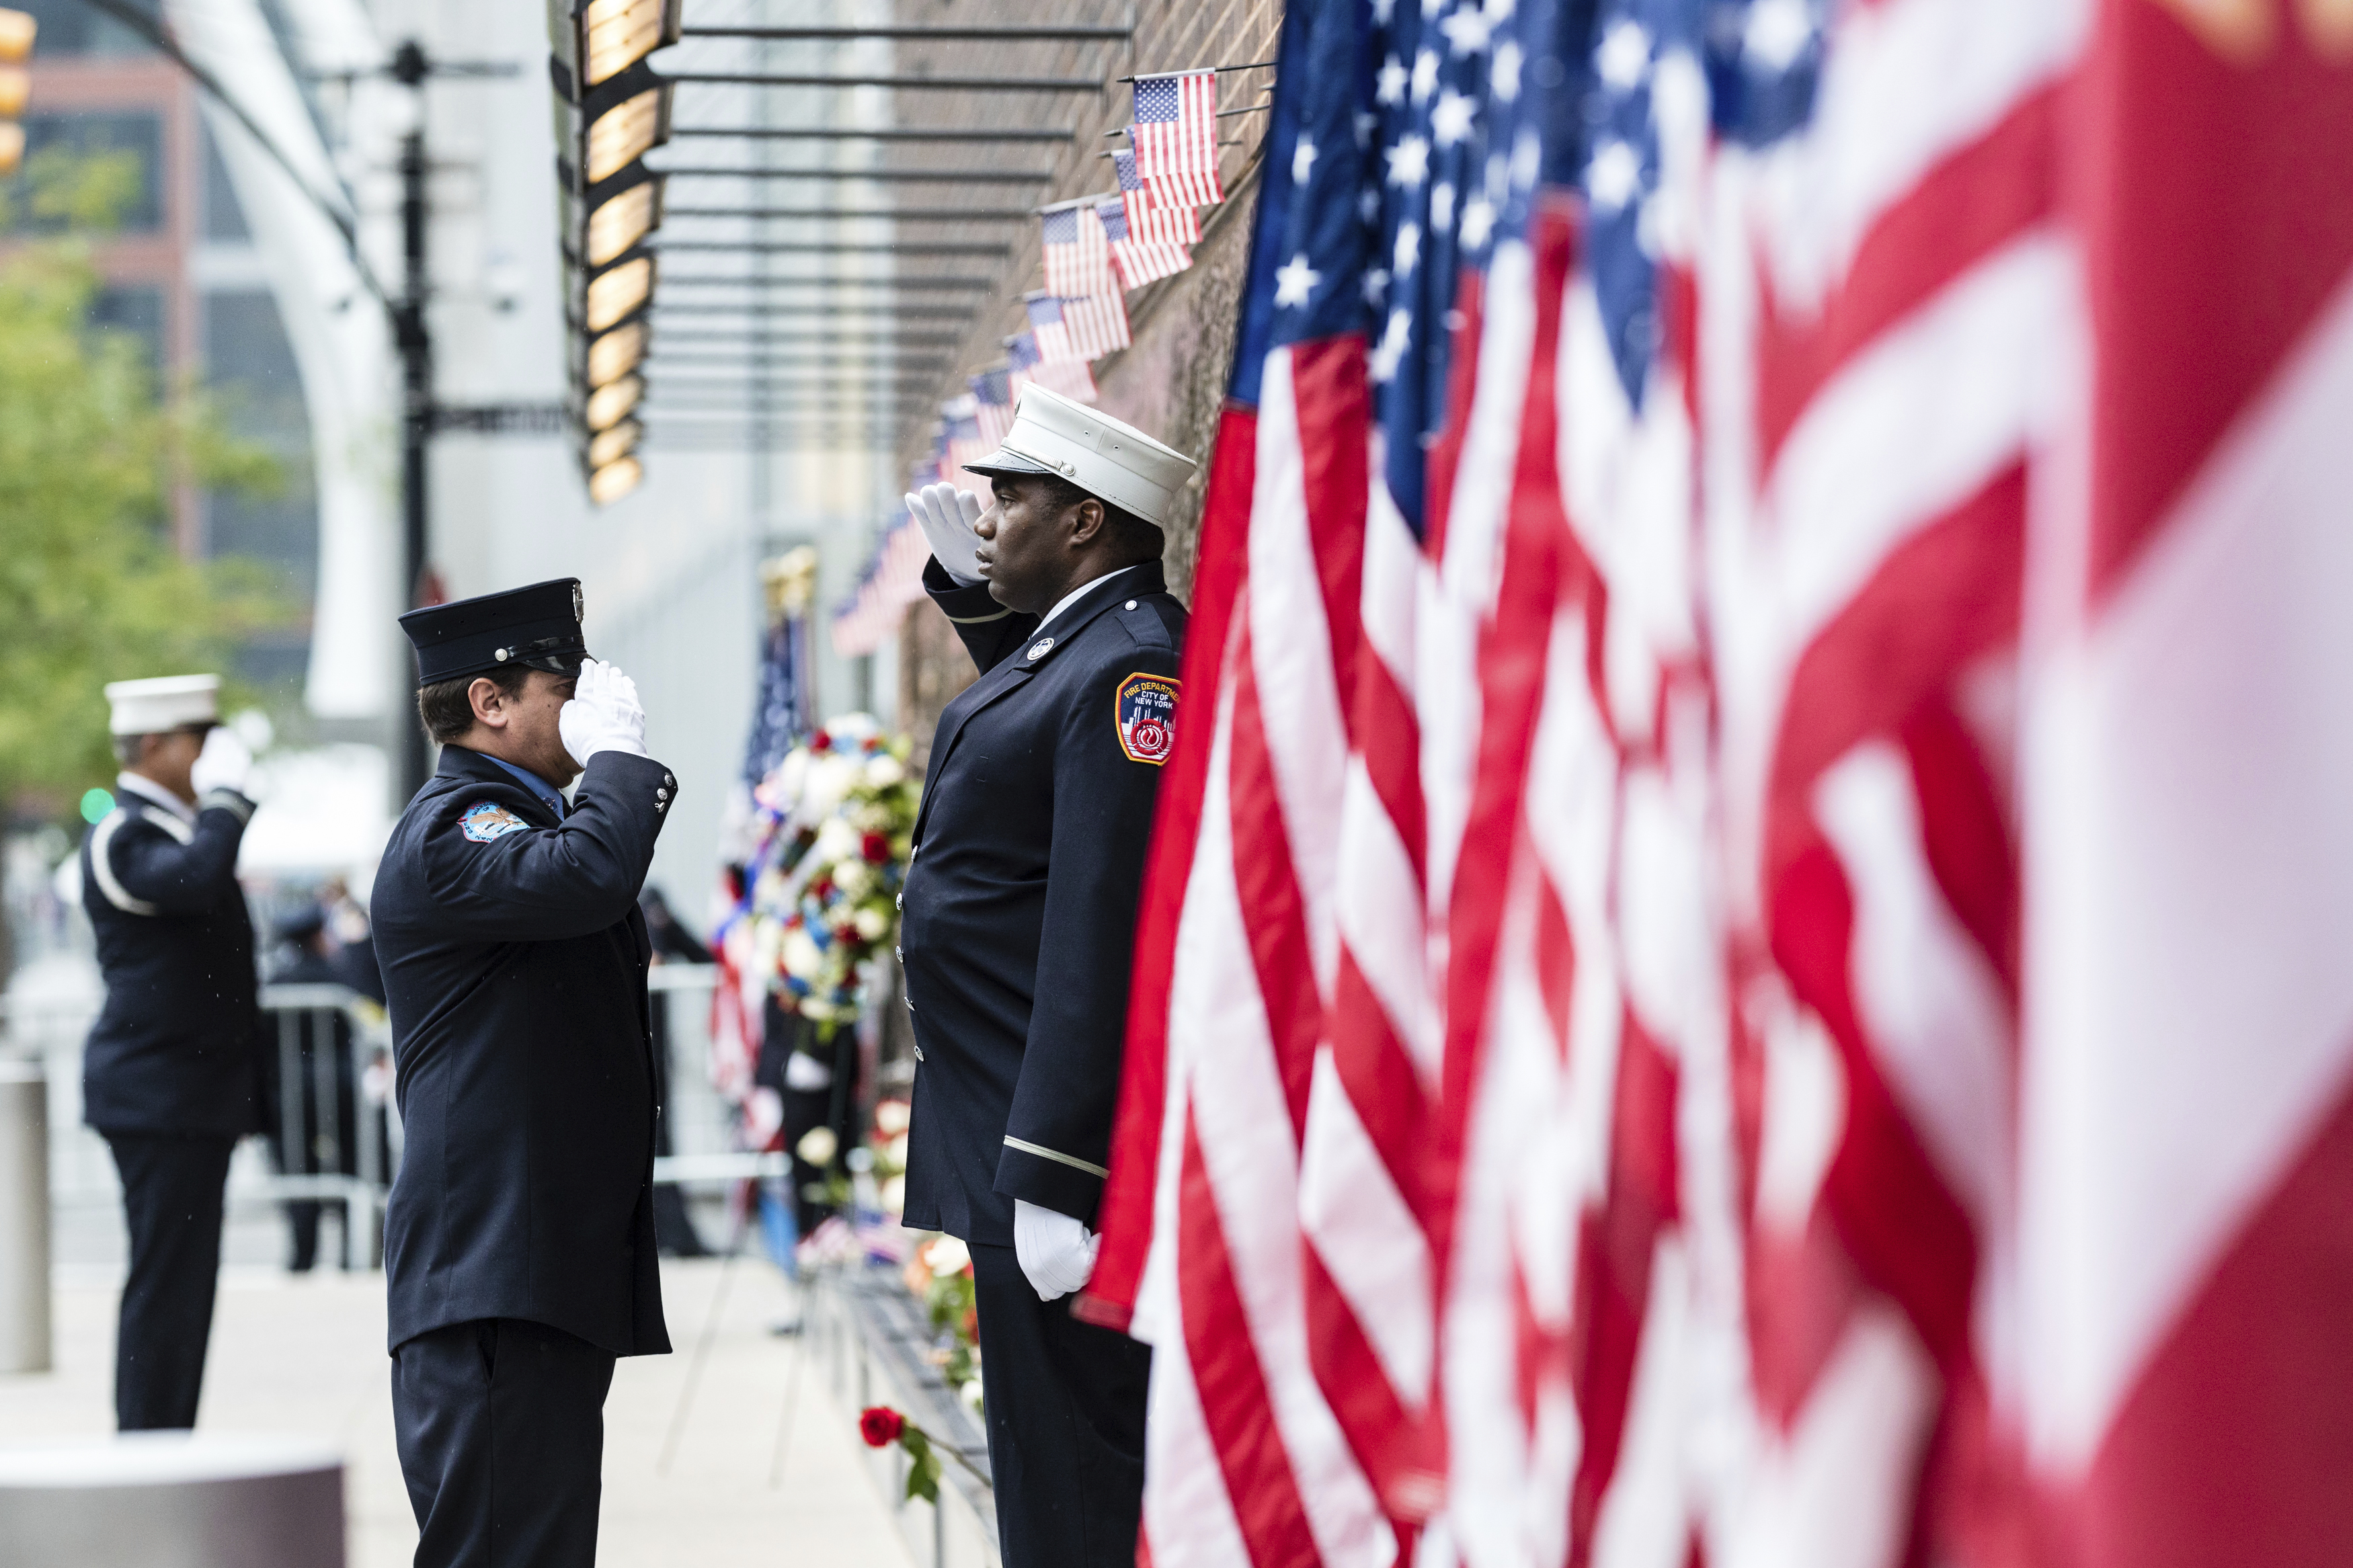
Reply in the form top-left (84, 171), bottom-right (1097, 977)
top-left (903, 1449), bottom-right (941, 1505)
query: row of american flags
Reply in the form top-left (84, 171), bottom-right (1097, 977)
top-left (1059, 2), bottom-right (2353, 1568)
top-left (839, 69), bottom-right (1238, 655)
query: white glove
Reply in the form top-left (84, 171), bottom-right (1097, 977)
top-left (1014, 1198), bottom-right (1101, 1303)
top-left (906, 482), bottom-right (986, 586)
top-left (190, 727), bottom-right (253, 798)
top-left (559, 658), bottom-right (647, 769)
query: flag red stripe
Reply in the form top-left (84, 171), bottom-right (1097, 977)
top-left (2077, 3), bottom-right (2353, 602)
top-left (2059, 1071), bottom-right (2353, 1568)
top-left (1230, 630), bottom-right (1322, 1138)
top-left (1754, 85), bottom-right (2059, 479)
top-left (1084, 404), bottom-right (1260, 1330)
top-left (1178, 1108), bottom-right (1326, 1568)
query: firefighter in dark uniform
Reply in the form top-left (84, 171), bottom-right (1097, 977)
top-left (370, 579), bottom-right (678, 1568)
top-left (898, 384), bottom-right (1196, 1568)
top-left (79, 673), bottom-right (260, 1432)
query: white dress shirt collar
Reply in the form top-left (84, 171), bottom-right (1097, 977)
top-left (1033, 562), bottom-right (1153, 642)
top-left (116, 771), bottom-right (196, 823)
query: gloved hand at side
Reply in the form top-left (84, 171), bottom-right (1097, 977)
top-left (906, 482), bottom-right (987, 586)
top-left (190, 726), bottom-right (253, 800)
top-left (559, 658), bottom-right (648, 770)
top-left (1013, 1198), bottom-right (1101, 1303)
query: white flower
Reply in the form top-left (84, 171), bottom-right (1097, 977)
top-left (795, 1124), bottom-right (838, 1167)
top-left (879, 1175), bottom-right (906, 1216)
top-left (781, 928), bottom-right (826, 981)
top-left (864, 754), bottom-right (906, 788)
top-left (811, 816), bottom-right (861, 866)
top-left (924, 1235), bottom-right (971, 1276)
top-left (803, 755), bottom-right (860, 820)
top-left (854, 907), bottom-right (889, 941)
top-left (776, 749), bottom-right (809, 806)
top-left (832, 859), bottom-right (871, 898)
top-left (959, 1379), bottom-right (985, 1413)
top-left (874, 1099), bottom-right (912, 1137)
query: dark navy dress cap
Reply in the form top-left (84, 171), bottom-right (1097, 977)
top-left (400, 578), bottom-right (590, 687)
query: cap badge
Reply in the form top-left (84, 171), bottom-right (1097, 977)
top-left (494, 647), bottom-right (510, 662)
top-left (572, 584), bottom-right (585, 622)
top-left (1026, 636), bottom-right (1055, 661)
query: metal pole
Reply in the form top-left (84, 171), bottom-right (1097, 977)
top-left (396, 120), bottom-right (432, 799)
top-left (0, 1059), bottom-right (52, 1374)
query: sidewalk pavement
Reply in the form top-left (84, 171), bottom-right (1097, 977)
top-left (0, 1255), bottom-right (914, 1568)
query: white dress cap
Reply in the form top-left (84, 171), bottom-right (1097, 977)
top-left (962, 382), bottom-right (1199, 529)
top-left (104, 673), bottom-right (221, 736)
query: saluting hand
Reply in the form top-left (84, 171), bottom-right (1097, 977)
top-left (190, 725), bottom-right (254, 799)
top-left (559, 658), bottom-right (648, 770)
top-left (906, 482), bottom-right (987, 586)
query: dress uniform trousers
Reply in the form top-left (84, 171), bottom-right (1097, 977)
top-left (107, 1132), bottom-right (236, 1431)
top-left (391, 1318), bottom-right (616, 1568)
top-left (971, 1242), bottom-right (1153, 1568)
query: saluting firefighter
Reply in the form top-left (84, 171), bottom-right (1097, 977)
top-left (899, 384), bottom-right (1195, 1568)
top-left (370, 580), bottom-right (678, 1568)
top-left (80, 673), bottom-right (260, 1432)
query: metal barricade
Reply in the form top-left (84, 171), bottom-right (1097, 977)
top-left (251, 985), bottom-right (399, 1269)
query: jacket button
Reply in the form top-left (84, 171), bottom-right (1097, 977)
top-left (1126, 600), bottom-right (1138, 610)
top-left (913, 1044), bottom-right (925, 1062)
top-left (893, 946), bottom-right (902, 962)
top-left (904, 994), bottom-right (915, 1012)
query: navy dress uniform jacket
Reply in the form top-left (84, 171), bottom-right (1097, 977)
top-left (79, 786), bottom-right (261, 1137)
top-left (899, 558), bottom-right (1185, 1245)
top-left (370, 745), bottom-right (678, 1358)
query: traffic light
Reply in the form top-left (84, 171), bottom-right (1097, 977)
top-left (0, 9), bottom-right (36, 177)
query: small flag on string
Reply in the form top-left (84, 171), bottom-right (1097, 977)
top-left (1041, 204), bottom-right (1117, 299)
top-left (969, 367), bottom-right (1015, 446)
top-left (1026, 290), bottom-right (1129, 365)
top-left (1131, 71), bottom-right (1222, 208)
top-left (1113, 148), bottom-right (1201, 245)
top-left (941, 395), bottom-right (992, 499)
top-left (1007, 330), bottom-right (1096, 402)
top-left (1099, 198), bottom-right (1190, 290)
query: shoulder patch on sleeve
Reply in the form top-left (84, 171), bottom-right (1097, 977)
top-left (1115, 671), bottom-right (1180, 765)
top-left (458, 800), bottom-right (532, 843)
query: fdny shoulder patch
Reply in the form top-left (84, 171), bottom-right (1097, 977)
top-left (460, 800), bottom-right (531, 843)
top-left (1115, 671), bottom-right (1180, 765)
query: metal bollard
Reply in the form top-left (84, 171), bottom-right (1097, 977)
top-left (0, 1055), bottom-right (51, 1375)
top-left (0, 1434), bottom-right (344, 1566)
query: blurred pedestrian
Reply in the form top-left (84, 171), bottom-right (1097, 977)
top-left (258, 904), bottom-right (360, 1272)
top-left (900, 389), bottom-right (1195, 1567)
top-left (373, 580), bottom-right (677, 1568)
top-left (641, 885), bottom-right (713, 1257)
top-left (79, 673), bottom-right (260, 1432)
top-left (317, 875), bottom-right (386, 1004)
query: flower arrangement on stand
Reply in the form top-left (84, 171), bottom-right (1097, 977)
top-left (736, 715), bottom-right (920, 1028)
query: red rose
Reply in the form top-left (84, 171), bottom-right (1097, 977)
top-left (862, 831), bottom-right (891, 863)
top-left (811, 730), bottom-right (833, 753)
top-left (859, 1405), bottom-right (904, 1448)
top-left (811, 877), bottom-right (834, 901)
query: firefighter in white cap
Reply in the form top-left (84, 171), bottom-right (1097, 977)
top-left (899, 384), bottom-right (1196, 1568)
top-left (79, 673), bottom-right (260, 1430)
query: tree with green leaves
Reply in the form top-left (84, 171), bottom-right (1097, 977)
top-left (0, 149), bottom-right (279, 818)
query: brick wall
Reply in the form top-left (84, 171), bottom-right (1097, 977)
top-left (887, 0), bottom-right (1281, 745)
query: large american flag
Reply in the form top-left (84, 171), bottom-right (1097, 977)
top-left (1115, 146), bottom-right (1203, 246)
top-left (1101, 197), bottom-right (1192, 290)
top-left (1131, 69), bottom-right (1224, 209)
top-left (1042, 202), bottom-right (1119, 300)
top-left (1084, 1), bottom-right (2353, 1567)
top-left (1027, 289), bottom-right (1129, 365)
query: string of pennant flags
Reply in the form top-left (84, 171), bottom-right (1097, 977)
top-left (844, 65), bottom-right (1254, 657)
